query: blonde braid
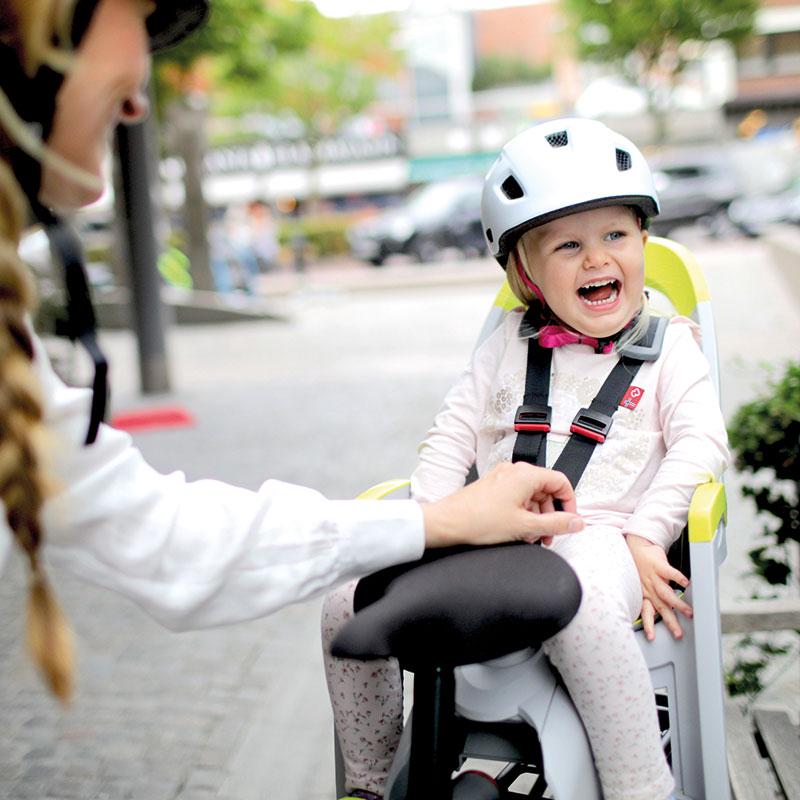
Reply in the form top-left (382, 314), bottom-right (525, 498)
top-left (0, 0), bottom-right (75, 702)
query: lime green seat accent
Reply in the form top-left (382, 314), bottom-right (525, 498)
top-left (688, 481), bottom-right (727, 543)
top-left (493, 280), bottom-right (521, 312)
top-left (644, 236), bottom-right (710, 318)
top-left (357, 479), bottom-right (411, 501)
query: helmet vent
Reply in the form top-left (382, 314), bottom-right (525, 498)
top-left (486, 228), bottom-right (494, 243)
top-left (545, 131), bottom-right (569, 148)
top-left (616, 149), bottom-right (632, 171)
top-left (501, 175), bottom-right (525, 200)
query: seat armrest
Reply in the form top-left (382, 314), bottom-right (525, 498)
top-left (688, 482), bottom-right (726, 543)
top-left (358, 479), bottom-right (411, 500)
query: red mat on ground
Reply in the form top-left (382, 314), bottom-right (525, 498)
top-left (110, 407), bottom-right (195, 432)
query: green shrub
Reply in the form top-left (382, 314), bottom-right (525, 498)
top-left (726, 361), bottom-right (800, 696)
top-left (277, 213), bottom-right (357, 258)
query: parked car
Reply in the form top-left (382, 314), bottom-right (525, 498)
top-left (348, 177), bottom-right (485, 266)
top-left (648, 154), bottom-right (741, 237)
top-left (727, 180), bottom-right (800, 237)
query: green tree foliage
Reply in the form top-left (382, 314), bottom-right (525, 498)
top-left (263, 12), bottom-right (401, 137)
top-left (153, 0), bottom-right (399, 130)
top-left (726, 361), bottom-right (800, 696)
top-left (472, 56), bottom-right (552, 92)
top-left (561, 0), bottom-right (756, 108)
top-left (148, 2), bottom-right (400, 284)
top-left (153, 0), bottom-right (316, 110)
top-left (729, 362), bottom-right (800, 586)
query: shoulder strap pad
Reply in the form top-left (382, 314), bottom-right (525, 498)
top-left (617, 315), bottom-right (668, 363)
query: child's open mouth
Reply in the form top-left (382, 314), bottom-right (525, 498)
top-left (577, 279), bottom-right (620, 307)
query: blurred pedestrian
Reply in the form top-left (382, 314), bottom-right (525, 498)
top-left (224, 202), bottom-right (259, 292)
top-left (0, 0), bottom-right (583, 704)
top-left (208, 205), bottom-right (235, 292)
top-left (247, 199), bottom-right (279, 273)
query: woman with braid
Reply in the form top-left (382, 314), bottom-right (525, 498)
top-left (0, 0), bottom-right (582, 704)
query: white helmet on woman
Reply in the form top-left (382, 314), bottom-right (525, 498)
top-left (481, 117), bottom-right (660, 267)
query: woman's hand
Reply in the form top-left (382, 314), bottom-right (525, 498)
top-left (626, 534), bottom-right (692, 641)
top-left (421, 462), bottom-right (584, 549)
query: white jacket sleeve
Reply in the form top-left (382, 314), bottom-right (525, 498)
top-left (410, 318), bottom-right (507, 503)
top-left (621, 321), bottom-right (730, 550)
top-left (30, 337), bottom-right (424, 630)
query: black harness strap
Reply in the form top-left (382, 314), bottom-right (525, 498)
top-left (551, 354), bottom-right (644, 488)
top-left (512, 317), bottom-right (662, 490)
top-left (511, 341), bottom-right (552, 468)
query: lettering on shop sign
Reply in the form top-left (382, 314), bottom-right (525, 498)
top-left (163, 133), bottom-right (406, 178)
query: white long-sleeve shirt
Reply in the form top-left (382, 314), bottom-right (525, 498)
top-left (0, 334), bottom-right (425, 630)
top-left (411, 311), bottom-right (730, 551)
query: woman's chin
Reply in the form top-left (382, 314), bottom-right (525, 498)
top-left (39, 178), bottom-right (104, 211)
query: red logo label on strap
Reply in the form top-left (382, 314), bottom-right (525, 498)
top-left (620, 386), bottom-right (644, 410)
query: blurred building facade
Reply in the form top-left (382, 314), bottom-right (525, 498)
top-left (725, 0), bottom-right (800, 130)
top-left (160, 0), bottom-right (800, 209)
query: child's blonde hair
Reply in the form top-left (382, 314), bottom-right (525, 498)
top-left (505, 209), bottom-right (652, 352)
top-left (0, 0), bottom-right (76, 703)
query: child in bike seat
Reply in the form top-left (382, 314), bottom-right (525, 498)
top-left (322, 117), bottom-right (729, 800)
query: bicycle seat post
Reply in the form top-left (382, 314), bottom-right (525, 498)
top-left (407, 665), bottom-right (458, 799)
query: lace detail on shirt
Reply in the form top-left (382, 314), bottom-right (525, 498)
top-left (483, 369), bottom-right (525, 472)
top-left (484, 368), bottom-right (525, 422)
top-left (486, 436), bottom-right (516, 472)
top-left (576, 432), bottom-right (652, 502)
top-left (551, 372), bottom-right (602, 407)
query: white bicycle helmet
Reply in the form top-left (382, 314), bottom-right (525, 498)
top-left (482, 118), bottom-right (660, 267)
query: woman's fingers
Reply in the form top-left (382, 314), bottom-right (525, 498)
top-left (524, 466), bottom-right (577, 513)
top-left (421, 463), bottom-right (583, 547)
top-left (538, 496), bottom-right (556, 515)
top-left (521, 510), bottom-right (584, 542)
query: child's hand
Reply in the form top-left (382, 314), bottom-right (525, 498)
top-left (625, 534), bottom-right (692, 641)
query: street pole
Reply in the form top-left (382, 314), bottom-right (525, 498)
top-left (115, 119), bottom-right (171, 393)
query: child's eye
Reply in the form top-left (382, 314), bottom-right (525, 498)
top-left (606, 230), bottom-right (625, 241)
top-left (556, 240), bottom-right (579, 251)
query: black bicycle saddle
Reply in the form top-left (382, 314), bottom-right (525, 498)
top-left (331, 543), bottom-right (582, 671)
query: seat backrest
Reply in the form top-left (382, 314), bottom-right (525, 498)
top-left (475, 236), bottom-right (720, 397)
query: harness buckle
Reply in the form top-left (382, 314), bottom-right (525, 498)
top-left (514, 404), bottom-right (552, 433)
top-left (570, 408), bottom-right (613, 443)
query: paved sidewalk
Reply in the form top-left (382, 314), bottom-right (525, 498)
top-left (0, 236), bottom-right (798, 799)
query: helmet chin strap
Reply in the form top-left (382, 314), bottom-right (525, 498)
top-left (31, 200), bottom-right (108, 445)
top-left (514, 245), bottom-right (546, 304)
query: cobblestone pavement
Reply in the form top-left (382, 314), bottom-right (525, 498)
top-left (1, 237), bottom-right (798, 799)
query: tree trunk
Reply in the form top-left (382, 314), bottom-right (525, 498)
top-left (171, 99), bottom-right (215, 292)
